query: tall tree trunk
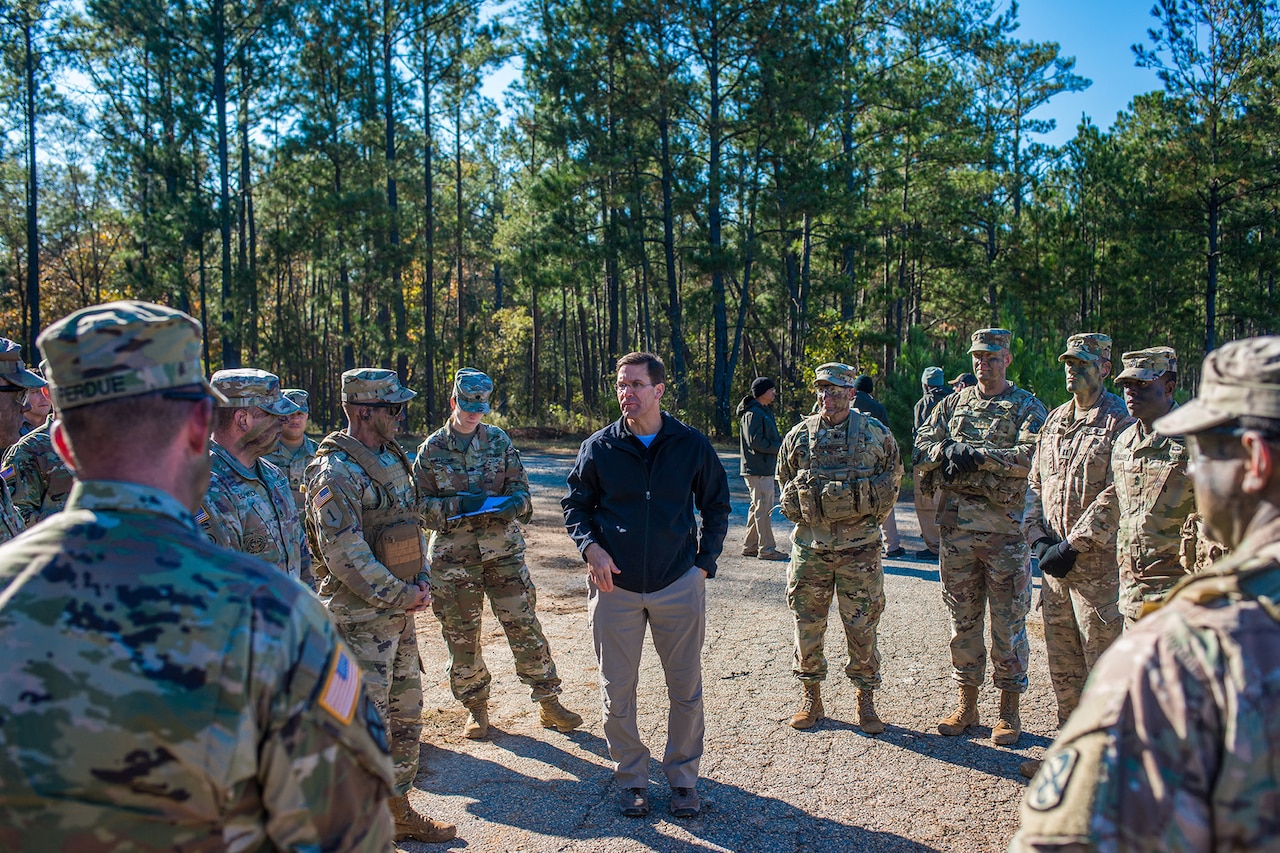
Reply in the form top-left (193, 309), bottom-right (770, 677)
top-left (421, 44), bottom-right (436, 423)
top-left (215, 3), bottom-right (238, 367)
top-left (658, 114), bottom-right (685, 408)
top-left (383, 0), bottom-right (407, 380)
top-left (23, 19), bottom-right (39, 352)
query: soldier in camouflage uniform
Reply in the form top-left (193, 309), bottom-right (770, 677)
top-left (305, 367), bottom-right (455, 844)
top-left (414, 368), bottom-right (582, 739)
top-left (265, 388), bottom-right (320, 587)
top-left (264, 388), bottom-right (320, 509)
top-left (2, 380), bottom-right (75, 525)
top-left (1069, 347), bottom-right (1207, 633)
top-left (915, 328), bottom-right (1048, 746)
top-left (0, 301), bottom-right (395, 850)
top-left (777, 362), bottom-right (902, 734)
top-left (0, 341), bottom-right (48, 542)
top-left (1013, 336), bottom-right (1280, 852)
top-left (1024, 334), bottom-right (1132, 731)
top-left (198, 369), bottom-right (308, 581)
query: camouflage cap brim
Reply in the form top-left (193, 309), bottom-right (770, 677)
top-left (1057, 347), bottom-right (1101, 363)
top-left (455, 399), bottom-right (491, 414)
top-left (258, 396), bottom-right (303, 416)
top-left (1152, 399), bottom-right (1233, 436)
top-left (1115, 366), bottom-right (1167, 383)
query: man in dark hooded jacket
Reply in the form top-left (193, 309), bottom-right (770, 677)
top-left (738, 377), bottom-right (786, 560)
top-left (912, 367), bottom-right (951, 559)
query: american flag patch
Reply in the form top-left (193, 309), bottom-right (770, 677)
top-left (313, 485), bottom-right (333, 509)
top-left (319, 646), bottom-right (361, 724)
top-left (0, 465), bottom-right (13, 482)
top-left (194, 506), bottom-right (209, 524)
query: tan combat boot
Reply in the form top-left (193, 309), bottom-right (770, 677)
top-left (856, 688), bottom-right (884, 735)
top-left (937, 685), bottom-right (980, 736)
top-left (463, 701), bottom-right (489, 739)
top-left (992, 690), bottom-right (1022, 745)
top-left (388, 794), bottom-right (456, 843)
top-left (539, 696), bottom-right (584, 732)
top-left (790, 682), bottom-right (824, 729)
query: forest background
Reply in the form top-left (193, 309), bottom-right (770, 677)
top-left (1, 0), bottom-right (1277, 451)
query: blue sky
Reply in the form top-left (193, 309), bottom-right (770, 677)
top-left (1014, 0), bottom-right (1164, 146)
top-left (481, 0), bottom-right (1166, 150)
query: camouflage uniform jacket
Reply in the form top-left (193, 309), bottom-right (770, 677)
top-left (914, 384), bottom-right (1048, 535)
top-left (263, 435), bottom-right (320, 511)
top-left (305, 433), bottom-right (425, 622)
top-left (413, 423), bottom-right (532, 566)
top-left (0, 473), bottom-right (24, 545)
top-left (1071, 410), bottom-right (1200, 619)
top-left (1012, 518), bottom-right (1280, 851)
top-left (777, 412), bottom-right (902, 551)
top-left (0, 480), bottom-right (395, 851)
top-left (1024, 391), bottom-right (1134, 548)
top-left (198, 440), bottom-right (307, 581)
top-left (1, 414), bottom-right (74, 524)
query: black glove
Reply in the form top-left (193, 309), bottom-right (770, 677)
top-left (1031, 538), bottom-right (1055, 563)
top-left (456, 493), bottom-right (486, 514)
top-left (945, 441), bottom-right (985, 474)
top-left (490, 495), bottom-right (524, 522)
top-left (1038, 541), bottom-right (1078, 578)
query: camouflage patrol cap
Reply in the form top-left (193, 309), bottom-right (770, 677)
top-left (813, 362), bottom-right (856, 387)
top-left (452, 368), bottom-right (493, 414)
top-left (341, 368), bottom-right (416, 405)
top-left (1155, 337), bottom-right (1280, 436)
top-left (210, 368), bottom-right (301, 415)
top-left (37, 301), bottom-right (228, 410)
top-left (1115, 347), bottom-right (1177, 384)
top-left (282, 388), bottom-right (309, 413)
top-left (1058, 332), bottom-right (1112, 363)
top-left (0, 339), bottom-right (46, 389)
top-left (968, 328), bottom-right (1012, 353)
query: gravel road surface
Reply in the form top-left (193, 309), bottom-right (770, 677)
top-left (403, 449), bottom-right (1054, 852)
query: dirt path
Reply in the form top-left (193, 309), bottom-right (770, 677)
top-left (406, 450), bottom-right (1053, 852)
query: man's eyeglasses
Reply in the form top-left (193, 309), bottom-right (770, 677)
top-left (815, 385), bottom-right (851, 397)
top-left (615, 381), bottom-right (654, 393)
top-left (365, 402), bottom-right (405, 416)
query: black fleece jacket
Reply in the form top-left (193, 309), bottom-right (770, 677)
top-left (562, 412), bottom-right (731, 593)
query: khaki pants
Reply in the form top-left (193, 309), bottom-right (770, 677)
top-left (588, 566), bottom-right (706, 789)
top-left (742, 474), bottom-right (777, 553)
top-left (881, 509), bottom-right (900, 551)
top-left (914, 486), bottom-right (940, 552)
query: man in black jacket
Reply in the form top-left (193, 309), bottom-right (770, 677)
top-left (738, 376), bottom-right (786, 560)
top-left (562, 352), bottom-right (731, 821)
top-left (912, 367), bottom-right (951, 559)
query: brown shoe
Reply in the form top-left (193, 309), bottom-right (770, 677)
top-left (742, 547), bottom-right (758, 557)
top-left (790, 682), bottom-right (824, 729)
top-left (619, 787), bottom-right (650, 817)
top-left (757, 548), bottom-right (789, 561)
top-left (937, 685), bottom-right (979, 736)
top-left (539, 696), bottom-right (583, 732)
top-left (670, 786), bottom-right (701, 817)
top-left (463, 701), bottom-right (489, 739)
top-left (856, 688), bottom-right (884, 735)
top-left (1019, 758), bottom-right (1042, 779)
top-left (388, 794), bottom-right (456, 843)
top-left (992, 690), bottom-right (1022, 746)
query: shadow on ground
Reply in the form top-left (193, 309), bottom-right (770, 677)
top-left (407, 734), bottom-right (942, 852)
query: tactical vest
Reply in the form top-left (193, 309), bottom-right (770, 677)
top-left (314, 433), bottom-right (424, 582)
top-left (781, 412), bottom-right (889, 526)
top-left (940, 388), bottom-right (1031, 506)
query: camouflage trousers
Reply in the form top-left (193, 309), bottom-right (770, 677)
top-left (939, 528), bottom-right (1031, 692)
top-left (332, 610), bottom-right (422, 795)
top-left (786, 539), bottom-right (884, 689)
top-left (430, 552), bottom-right (560, 706)
top-left (1041, 553), bottom-right (1122, 724)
